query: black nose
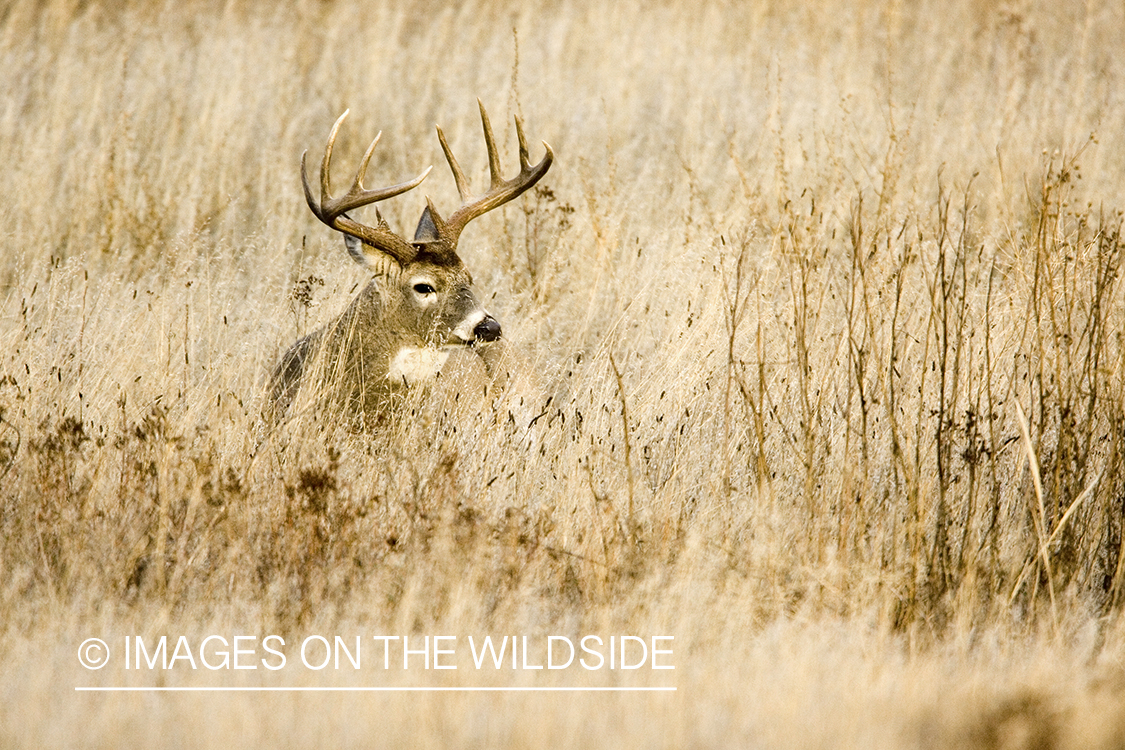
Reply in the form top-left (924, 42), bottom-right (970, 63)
top-left (474, 316), bottom-right (502, 342)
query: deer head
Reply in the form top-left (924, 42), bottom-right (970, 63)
top-left (268, 101), bottom-right (553, 425)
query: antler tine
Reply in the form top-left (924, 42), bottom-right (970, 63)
top-left (515, 115), bottom-right (532, 171)
top-left (434, 102), bottom-right (554, 249)
top-left (478, 99), bottom-right (503, 189)
top-left (354, 131), bottom-right (383, 194)
top-left (436, 125), bottom-right (471, 203)
top-left (320, 109), bottom-right (349, 209)
top-left (299, 110), bottom-right (350, 223)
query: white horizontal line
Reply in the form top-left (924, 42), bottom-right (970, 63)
top-left (75, 686), bottom-right (676, 693)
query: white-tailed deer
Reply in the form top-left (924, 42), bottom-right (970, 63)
top-left (267, 101), bottom-right (553, 428)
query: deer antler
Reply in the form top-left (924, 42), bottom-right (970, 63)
top-left (425, 100), bottom-right (554, 251)
top-left (302, 109), bottom-right (432, 265)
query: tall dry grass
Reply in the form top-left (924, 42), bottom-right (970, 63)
top-left (2, 0), bottom-right (1125, 747)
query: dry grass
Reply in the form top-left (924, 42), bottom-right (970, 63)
top-left (2, 0), bottom-right (1125, 747)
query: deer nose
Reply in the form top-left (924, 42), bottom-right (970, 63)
top-left (474, 315), bottom-right (502, 342)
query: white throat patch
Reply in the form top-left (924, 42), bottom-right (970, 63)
top-left (386, 346), bottom-right (450, 384)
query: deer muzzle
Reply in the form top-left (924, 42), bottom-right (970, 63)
top-left (450, 309), bottom-right (502, 345)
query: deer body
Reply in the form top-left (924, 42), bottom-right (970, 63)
top-left (267, 102), bottom-right (552, 427)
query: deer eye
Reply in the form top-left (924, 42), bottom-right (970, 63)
top-left (413, 283), bottom-right (436, 295)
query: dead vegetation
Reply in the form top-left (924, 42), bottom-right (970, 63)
top-left (2, 0), bottom-right (1125, 747)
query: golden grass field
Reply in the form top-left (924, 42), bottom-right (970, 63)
top-left (2, 0), bottom-right (1125, 746)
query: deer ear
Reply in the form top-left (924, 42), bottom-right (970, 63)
top-left (344, 234), bottom-right (402, 276)
top-left (344, 234), bottom-right (367, 264)
top-left (412, 201), bottom-right (446, 245)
